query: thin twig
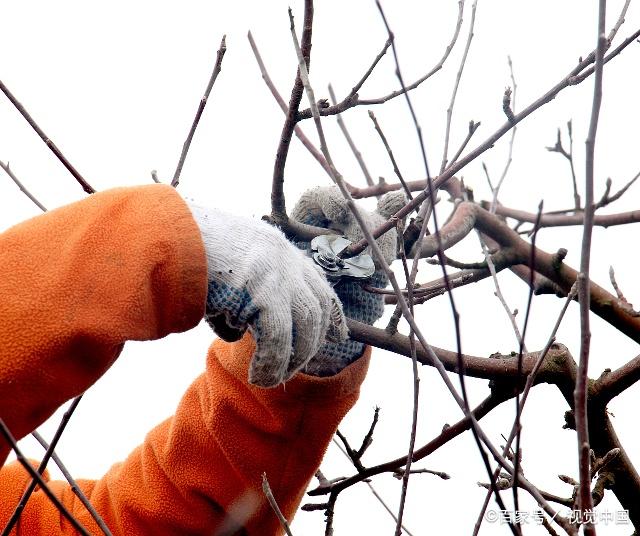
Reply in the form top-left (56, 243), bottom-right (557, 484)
top-left (607, 0), bottom-right (632, 43)
top-left (368, 110), bottom-right (413, 200)
top-left (511, 203), bottom-right (544, 520)
top-left (440, 0), bottom-right (478, 173)
top-left (574, 3), bottom-right (606, 530)
top-left (487, 188), bottom-right (640, 228)
top-left (324, 492), bottom-right (338, 536)
top-left (296, 37), bottom-right (393, 121)
top-left (342, 25), bottom-right (640, 258)
top-left (350, 177), bottom-right (427, 199)
top-left (369, 5), bottom-right (442, 531)
top-left (0, 160), bottom-right (47, 211)
top-left (426, 253), bottom-right (487, 270)
top-left (366, 482), bottom-right (416, 536)
top-left (566, 121), bottom-right (580, 209)
top-left (335, 430), bottom-right (365, 472)
top-left (569, 20), bottom-right (639, 85)
top-left (608, 266), bottom-right (626, 302)
top-left (31, 431), bottom-right (113, 536)
top-left (447, 120), bottom-right (481, 170)
top-left (393, 468), bottom-right (450, 480)
top-left (395, 218), bottom-right (420, 536)
top-left (0, 419), bottom-right (91, 536)
top-left (376, 4), bottom-right (522, 529)
top-left (479, 233), bottom-right (525, 349)
top-left (491, 56), bottom-right (518, 210)
top-left (293, 0), bottom-right (467, 121)
top-left (546, 122), bottom-right (580, 209)
top-left (595, 171), bottom-right (640, 208)
top-left (331, 437), bottom-right (416, 535)
top-left (609, 266), bottom-right (640, 316)
top-left (357, 1), bottom-right (465, 107)
top-left (473, 282), bottom-right (579, 536)
top-left (357, 406), bottom-right (380, 458)
top-left (3, 396), bottom-right (84, 535)
top-left (262, 473), bottom-right (294, 536)
top-left (328, 84), bottom-right (375, 189)
top-left (248, 31), bottom-right (332, 179)
top-left (0, 79), bottom-right (95, 194)
top-left (348, 38), bottom-right (393, 98)
top-left (309, 394), bottom-right (504, 497)
top-left (171, 35), bottom-right (227, 187)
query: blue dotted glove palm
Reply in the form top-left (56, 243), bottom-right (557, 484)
top-left (291, 186), bottom-right (406, 376)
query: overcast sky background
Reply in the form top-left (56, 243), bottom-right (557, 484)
top-left (1, 1), bottom-right (640, 534)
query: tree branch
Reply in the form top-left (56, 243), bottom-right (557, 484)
top-left (342, 26), bottom-right (640, 258)
top-left (270, 0), bottom-right (315, 221)
top-left (0, 419), bottom-right (91, 536)
top-left (0, 79), bottom-right (95, 194)
top-left (0, 160), bottom-right (47, 212)
top-left (171, 35), bottom-right (227, 187)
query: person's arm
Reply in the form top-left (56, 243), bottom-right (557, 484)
top-left (0, 335), bottom-right (369, 535)
top-left (0, 184), bottom-right (361, 535)
top-left (0, 185), bottom-right (207, 465)
top-left (0, 184), bottom-right (389, 535)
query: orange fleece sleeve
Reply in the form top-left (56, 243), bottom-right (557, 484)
top-left (0, 186), bottom-right (369, 534)
top-left (0, 336), bottom-right (369, 535)
top-left (0, 185), bottom-right (207, 464)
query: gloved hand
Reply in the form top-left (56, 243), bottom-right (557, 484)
top-left (291, 186), bottom-right (407, 376)
top-left (185, 201), bottom-right (347, 387)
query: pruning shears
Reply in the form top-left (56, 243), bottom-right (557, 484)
top-left (309, 235), bottom-right (375, 286)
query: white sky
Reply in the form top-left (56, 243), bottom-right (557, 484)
top-left (1, 1), bottom-right (640, 534)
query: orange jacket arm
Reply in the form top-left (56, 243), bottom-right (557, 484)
top-left (0, 185), bottom-right (207, 463)
top-left (0, 186), bottom-right (369, 534)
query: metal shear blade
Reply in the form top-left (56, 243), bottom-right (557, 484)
top-left (309, 235), bottom-right (375, 285)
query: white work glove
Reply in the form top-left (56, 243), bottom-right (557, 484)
top-left (186, 201), bottom-right (348, 387)
top-left (291, 186), bottom-right (407, 376)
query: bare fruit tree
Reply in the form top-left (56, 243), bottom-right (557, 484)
top-left (1, 1), bottom-right (640, 534)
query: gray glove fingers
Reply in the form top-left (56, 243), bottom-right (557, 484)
top-left (306, 265), bottom-right (347, 343)
top-left (248, 305), bottom-right (294, 387)
top-left (285, 286), bottom-right (324, 376)
top-left (376, 190), bottom-right (409, 219)
top-left (291, 186), bottom-right (350, 229)
top-left (290, 189), bottom-right (325, 227)
top-left (325, 298), bottom-right (348, 343)
top-left (313, 187), bottom-right (350, 226)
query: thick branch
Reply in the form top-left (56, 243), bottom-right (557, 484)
top-left (488, 205), bottom-right (640, 228)
top-left (437, 202), bottom-right (640, 345)
top-left (592, 354), bottom-right (640, 404)
top-left (270, 0), bottom-right (314, 219)
top-left (347, 319), bottom-right (567, 383)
